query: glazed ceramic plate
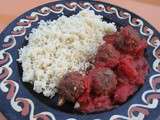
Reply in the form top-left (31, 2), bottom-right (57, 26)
top-left (0, 0), bottom-right (160, 120)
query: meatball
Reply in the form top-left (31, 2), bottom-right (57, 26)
top-left (76, 68), bottom-right (117, 113)
top-left (95, 44), bottom-right (120, 68)
top-left (117, 55), bottom-right (147, 85)
top-left (58, 72), bottom-right (85, 102)
top-left (118, 55), bottom-right (138, 80)
top-left (90, 67), bottom-right (117, 96)
top-left (103, 33), bottom-right (118, 45)
top-left (134, 57), bottom-right (149, 76)
top-left (115, 26), bottom-right (147, 57)
top-left (134, 57), bottom-right (149, 85)
top-left (114, 83), bottom-right (137, 103)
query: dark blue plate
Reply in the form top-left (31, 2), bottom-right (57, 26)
top-left (0, 0), bottom-right (160, 120)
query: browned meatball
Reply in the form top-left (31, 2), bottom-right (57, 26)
top-left (95, 44), bottom-right (120, 68)
top-left (58, 72), bottom-right (85, 102)
top-left (90, 67), bottom-right (117, 96)
top-left (115, 26), bottom-right (147, 57)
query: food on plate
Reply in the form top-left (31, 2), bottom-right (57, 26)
top-left (90, 67), bottom-right (117, 96)
top-left (114, 26), bottom-right (147, 57)
top-left (95, 44), bottom-right (120, 68)
top-left (18, 9), bottom-right (149, 113)
top-left (58, 26), bottom-right (149, 113)
top-left (18, 9), bottom-right (116, 97)
top-left (58, 72), bottom-right (85, 103)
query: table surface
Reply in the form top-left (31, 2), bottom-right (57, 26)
top-left (0, 0), bottom-right (160, 32)
top-left (0, 0), bottom-right (160, 120)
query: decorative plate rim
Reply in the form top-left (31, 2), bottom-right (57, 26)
top-left (0, 0), bottom-right (160, 120)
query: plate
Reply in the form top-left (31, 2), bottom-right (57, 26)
top-left (0, 0), bottom-right (160, 120)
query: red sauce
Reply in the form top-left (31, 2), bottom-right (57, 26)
top-left (58, 26), bottom-right (149, 113)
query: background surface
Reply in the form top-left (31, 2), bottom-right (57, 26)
top-left (0, 0), bottom-right (160, 120)
top-left (0, 0), bottom-right (160, 32)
